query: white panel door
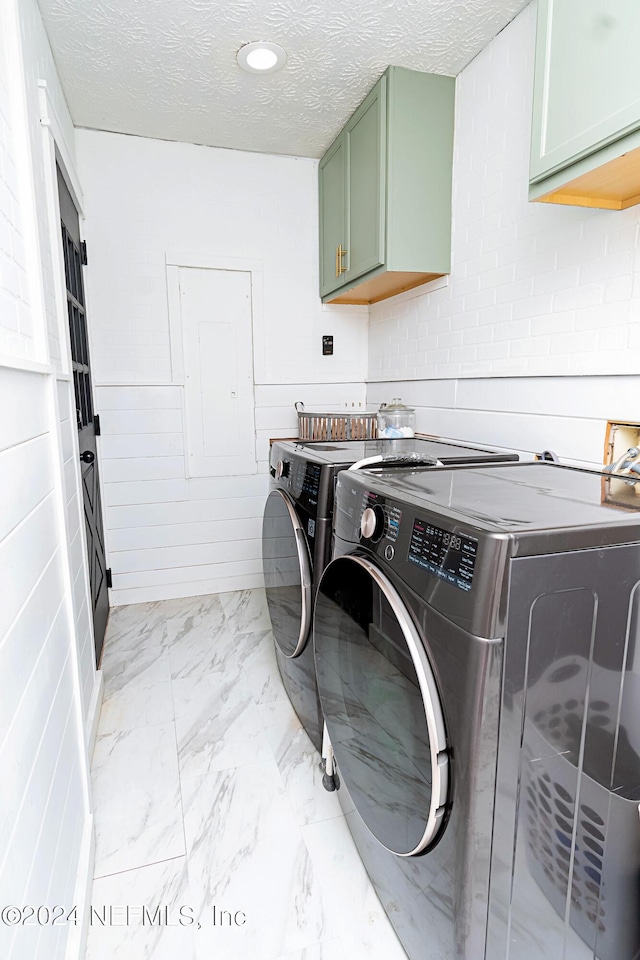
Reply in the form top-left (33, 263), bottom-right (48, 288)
top-left (180, 267), bottom-right (256, 477)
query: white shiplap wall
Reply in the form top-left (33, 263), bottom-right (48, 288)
top-left (96, 383), bottom-right (267, 599)
top-left (367, 2), bottom-right (640, 462)
top-left (0, 370), bottom-right (88, 960)
top-left (0, 2), bottom-right (96, 959)
top-left (94, 380), bottom-right (366, 603)
top-left (77, 129), bottom-right (368, 605)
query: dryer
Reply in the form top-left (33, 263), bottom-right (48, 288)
top-left (261, 437), bottom-right (518, 752)
top-left (314, 461), bottom-right (640, 960)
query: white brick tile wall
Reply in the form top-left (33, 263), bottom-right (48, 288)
top-left (368, 2), bottom-right (640, 463)
top-left (372, 2), bottom-right (640, 383)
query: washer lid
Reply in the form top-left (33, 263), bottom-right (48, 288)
top-left (314, 554), bottom-right (450, 856)
top-left (262, 489), bottom-right (312, 658)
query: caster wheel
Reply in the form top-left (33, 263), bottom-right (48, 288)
top-left (322, 772), bottom-right (337, 792)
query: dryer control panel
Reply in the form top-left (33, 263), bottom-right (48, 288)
top-left (357, 491), bottom-right (479, 592)
top-left (360, 491), bottom-right (402, 543)
top-left (408, 518), bottom-right (478, 592)
top-left (333, 468), bottom-right (514, 636)
top-left (334, 468), bottom-right (514, 638)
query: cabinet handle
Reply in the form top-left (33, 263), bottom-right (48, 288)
top-left (335, 245), bottom-right (340, 278)
top-left (338, 244), bottom-right (348, 275)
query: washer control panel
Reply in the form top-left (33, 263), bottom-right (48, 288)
top-left (408, 518), bottom-right (478, 592)
top-left (360, 492), bottom-right (402, 543)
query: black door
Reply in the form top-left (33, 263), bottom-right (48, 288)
top-left (57, 167), bottom-right (109, 665)
top-left (314, 554), bottom-right (450, 856)
top-left (262, 489), bottom-right (312, 657)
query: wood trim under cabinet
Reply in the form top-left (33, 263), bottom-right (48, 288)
top-left (532, 144), bottom-right (640, 210)
top-left (326, 270), bottom-right (444, 305)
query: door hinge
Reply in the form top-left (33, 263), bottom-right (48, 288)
top-left (94, 413), bottom-right (101, 436)
top-left (106, 568), bottom-right (112, 589)
top-left (80, 240), bottom-right (88, 265)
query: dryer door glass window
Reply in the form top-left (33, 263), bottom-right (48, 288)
top-left (263, 489), bottom-right (312, 658)
top-left (315, 555), bottom-right (449, 856)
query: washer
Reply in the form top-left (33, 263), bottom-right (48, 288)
top-left (314, 461), bottom-right (640, 960)
top-left (262, 437), bottom-right (518, 752)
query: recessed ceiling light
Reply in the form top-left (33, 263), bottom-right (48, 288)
top-left (237, 41), bottom-right (287, 75)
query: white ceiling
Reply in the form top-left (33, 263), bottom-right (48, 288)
top-left (38, 0), bottom-right (531, 159)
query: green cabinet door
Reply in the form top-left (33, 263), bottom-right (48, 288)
top-left (319, 132), bottom-right (348, 297)
top-left (344, 76), bottom-right (386, 283)
top-left (531, 0), bottom-right (640, 182)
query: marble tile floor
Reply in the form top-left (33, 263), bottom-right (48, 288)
top-left (85, 588), bottom-right (408, 960)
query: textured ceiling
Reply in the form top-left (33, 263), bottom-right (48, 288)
top-left (38, 0), bottom-right (531, 158)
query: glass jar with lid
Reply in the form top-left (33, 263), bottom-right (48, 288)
top-left (377, 398), bottom-right (416, 438)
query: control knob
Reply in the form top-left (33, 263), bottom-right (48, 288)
top-left (276, 460), bottom-right (290, 480)
top-left (360, 505), bottom-right (385, 541)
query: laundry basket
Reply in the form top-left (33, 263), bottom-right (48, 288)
top-left (295, 402), bottom-right (378, 441)
top-left (521, 659), bottom-right (640, 960)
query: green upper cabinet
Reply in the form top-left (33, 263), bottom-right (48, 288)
top-left (319, 66), bottom-right (455, 305)
top-left (319, 134), bottom-right (348, 297)
top-left (530, 0), bottom-right (640, 210)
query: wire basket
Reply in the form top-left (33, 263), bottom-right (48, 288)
top-left (295, 402), bottom-right (378, 441)
top-left (521, 657), bottom-right (640, 960)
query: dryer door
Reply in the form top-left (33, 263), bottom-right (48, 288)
top-left (263, 489), bottom-right (313, 658)
top-left (315, 554), bottom-right (450, 856)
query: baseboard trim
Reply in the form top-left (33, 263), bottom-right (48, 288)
top-left (109, 572), bottom-right (265, 606)
top-left (87, 669), bottom-right (103, 757)
top-left (64, 813), bottom-right (95, 960)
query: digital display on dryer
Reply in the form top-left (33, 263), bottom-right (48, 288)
top-left (408, 518), bottom-right (478, 591)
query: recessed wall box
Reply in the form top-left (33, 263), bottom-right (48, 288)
top-left (602, 420), bottom-right (640, 509)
